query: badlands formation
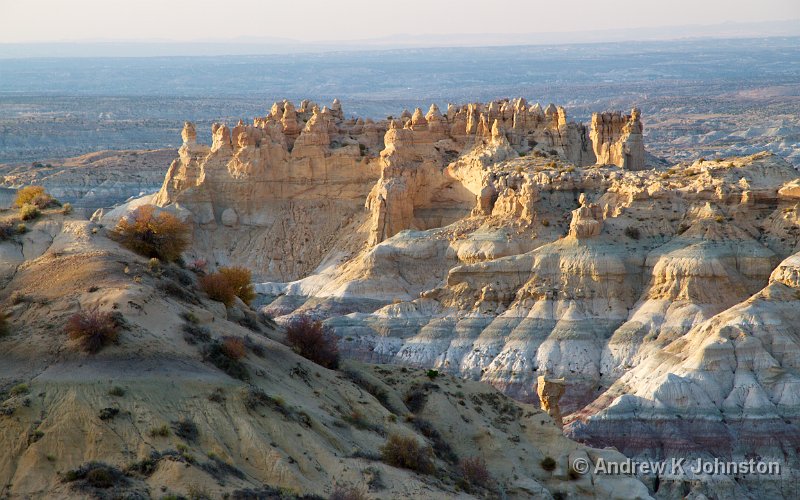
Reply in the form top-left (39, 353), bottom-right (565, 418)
top-left (146, 97), bottom-right (800, 497)
top-left (0, 204), bottom-right (647, 498)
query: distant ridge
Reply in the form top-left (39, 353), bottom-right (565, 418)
top-left (1, 19), bottom-right (799, 58)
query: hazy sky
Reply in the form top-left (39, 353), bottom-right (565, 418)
top-left (1, 0), bottom-right (798, 43)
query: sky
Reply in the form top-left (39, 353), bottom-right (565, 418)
top-left (0, 0), bottom-right (798, 43)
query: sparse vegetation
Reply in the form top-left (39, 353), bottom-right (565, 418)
top-left (108, 386), bottom-right (125, 397)
top-left (65, 309), bottom-right (120, 353)
top-left (19, 204), bottom-right (40, 221)
top-left (182, 321), bottom-right (211, 344)
top-left (64, 462), bottom-right (125, 489)
top-left (111, 204), bottom-right (190, 262)
top-left (380, 434), bottom-right (435, 475)
top-left (199, 266), bottom-right (255, 306)
top-left (203, 340), bottom-right (250, 380)
top-left (458, 456), bottom-right (492, 490)
top-left (0, 221), bottom-right (16, 240)
top-left (62, 202), bottom-right (73, 215)
top-left (624, 226), bottom-right (641, 240)
top-left (10, 383), bottom-right (29, 396)
top-left (149, 424), bottom-right (170, 437)
top-left (329, 484), bottom-right (368, 500)
top-left (15, 186), bottom-right (50, 208)
top-left (284, 315), bottom-right (340, 369)
top-left (172, 417), bottom-right (199, 442)
top-left (199, 272), bottom-right (236, 307)
top-left (0, 310), bottom-right (9, 337)
top-left (221, 336), bottom-right (246, 360)
top-left (541, 456), bottom-right (557, 471)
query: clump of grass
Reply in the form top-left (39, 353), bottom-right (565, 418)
top-left (65, 309), bottom-right (120, 353)
top-left (182, 322), bottom-right (211, 345)
top-left (111, 204), bottom-right (189, 262)
top-left (380, 434), bottom-right (435, 475)
top-left (10, 383), bottom-right (29, 396)
top-left (149, 424), bottom-right (170, 438)
top-left (203, 341), bottom-right (249, 381)
top-left (108, 386), bottom-right (125, 397)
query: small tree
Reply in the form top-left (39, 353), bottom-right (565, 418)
top-left (112, 205), bottom-right (190, 262)
top-left (284, 315), bottom-right (340, 369)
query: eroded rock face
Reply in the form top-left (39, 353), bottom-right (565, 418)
top-left (590, 108), bottom-right (646, 170)
top-left (537, 376), bottom-right (566, 427)
top-left (153, 98), bottom-right (645, 278)
top-left (146, 95), bottom-right (800, 495)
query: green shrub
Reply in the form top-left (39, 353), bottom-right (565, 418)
top-left (10, 383), bottom-right (28, 396)
top-left (380, 434), bottom-right (435, 474)
top-left (19, 204), bottom-right (40, 221)
top-left (624, 226), bottom-right (641, 240)
top-left (541, 456), bottom-right (557, 471)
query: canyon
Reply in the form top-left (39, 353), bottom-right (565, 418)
top-left (136, 97), bottom-right (800, 497)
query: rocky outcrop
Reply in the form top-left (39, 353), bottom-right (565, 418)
top-left (0, 149), bottom-right (173, 214)
top-left (590, 108), bottom-right (646, 170)
top-left (151, 98), bottom-right (637, 277)
top-left (537, 376), bottom-right (566, 427)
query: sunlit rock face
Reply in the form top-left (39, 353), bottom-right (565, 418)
top-left (150, 95), bottom-right (800, 491)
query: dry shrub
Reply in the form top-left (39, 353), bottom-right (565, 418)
top-left (199, 273), bottom-right (236, 307)
top-left (458, 456), bottom-right (492, 489)
top-left (221, 336), bottom-right (246, 360)
top-left (112, 205), bottom-right (189, 262)
top-left (284, 315), bottom-right (340, 369)
top-left (0, 221), bottom-right (16, 240)
top-left (14, 186), bottom-right (46, 207)
top-left (65, 309), bottom-right (119, 353)
top-left (329, 485), bottom-right (368, 500)
top-left (380, 434), bottom-right (435, 475)
top-left (0, 310), bottom-right (9, 337)
top-left (218, 266), bottom-right (255, 305)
